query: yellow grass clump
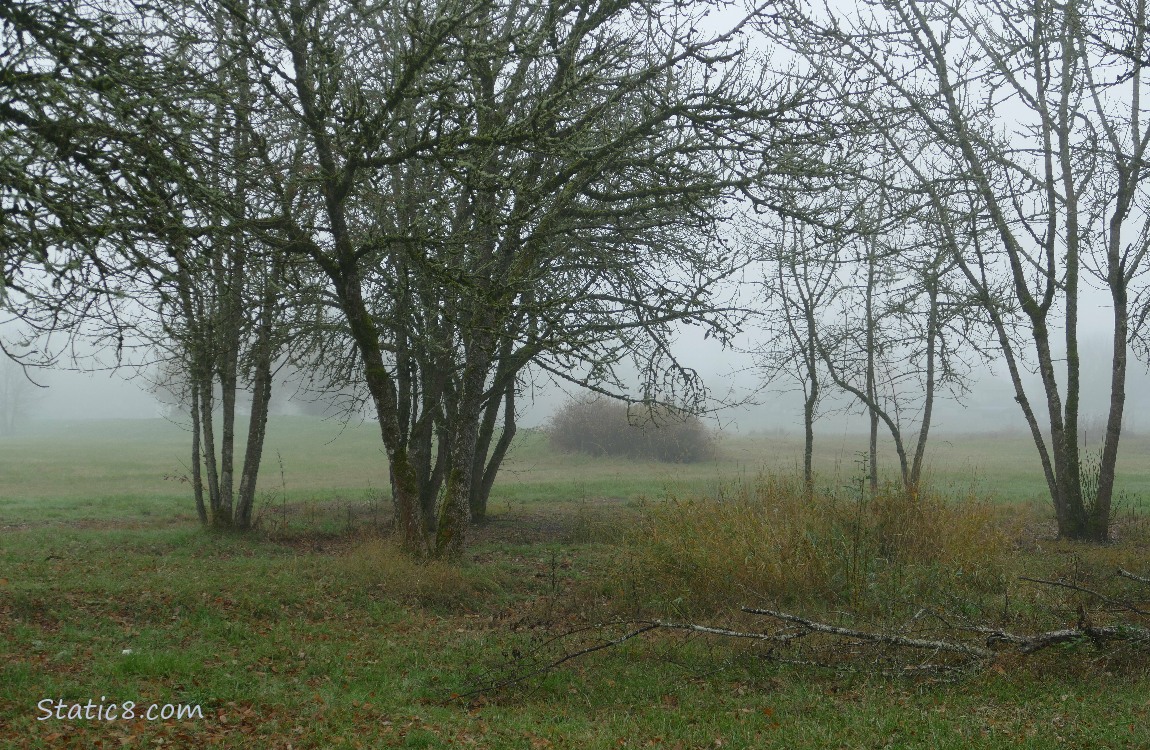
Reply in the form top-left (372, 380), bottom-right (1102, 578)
top-left (623, 474), bottom-right (1009, 616)
top-left (337, 538), bottom-right (501, 611)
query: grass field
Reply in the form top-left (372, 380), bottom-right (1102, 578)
top-left (5, 416), bottom-right (1149, 518)
top-left (2, 418), bottom-right (1150, 748)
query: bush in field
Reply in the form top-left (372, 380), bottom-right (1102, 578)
top-left (548, 396), bottom-right (716, 463)
top-left (622, 476), bottom-right (1008, 617)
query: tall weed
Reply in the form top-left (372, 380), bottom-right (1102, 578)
top-left (623, 474), bottom-right (1008, 617)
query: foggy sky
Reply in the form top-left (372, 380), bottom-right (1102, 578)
top-left (13, 325), bottom-right (1146, 437)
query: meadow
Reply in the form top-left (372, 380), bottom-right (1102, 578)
top-left (2, 417), bottom-right (1150, 748)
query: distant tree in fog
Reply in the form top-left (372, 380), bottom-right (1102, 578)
top-left (0, 357), bottom-right (43, 436)
top-left (757, 217), bottom-right (838, 497)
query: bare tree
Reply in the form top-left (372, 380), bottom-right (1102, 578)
top-left (4, 0), bottom-right (785, 556)
top-left (763, 0), bottom-right (1150, 539)
top-left (816, 227), bottom-right (975, 492)
top-left (208, 0), bottom-right (781, 557)
top-left (750, 97), bottom-right (980, 495)
top-left (1, 2), bottom-right (303, 532)
top-left (79, 0), bottom-right (307, 531)
top-left (757, 217), bottom-right (839, 495)
top-left (1, 1), bottom-right (211, 365)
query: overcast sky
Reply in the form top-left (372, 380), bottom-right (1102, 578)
top-left (5, 2), bottom-right (1148, 437)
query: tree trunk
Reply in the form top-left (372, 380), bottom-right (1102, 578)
top-left (865, 240), bottom-right (879, 495)
top-left (1055, 7), bottom-right (1089, 540)
top-left (217, 356), bottom-right (237, 528)
top-left (1094, 247), bottom-right (1131, 541)
top-left (802, 319), bottom-right (818, 500)
top-left (411, 355), bottom-right (448, 533)
top-left (235, 368), bottom-right (271, 530)
top-left (1030, 315), bottom-right (1087, 538)
top-left (909, 281), bottom-right (937, 490)
top-left (336, 265), bottom-right (427, 553)
top-left (471, 380), bottom-right (516, 522)
top-left (435, 351), bottom-right (490, 558)
top-left (1094, 297), bottom-right (1127, 542)
top-left (235, 284), bottom-right (275, 530)
top-left (190, 379), bottom-right (208, 525)
top-left (196, 352), bottom-right (223, 525)
top-left (412, 414), bottom-right (441, 534)
top-left (391, 452), bottom-right (425, 552)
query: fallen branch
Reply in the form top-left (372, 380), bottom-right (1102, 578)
top-left (654, 620), bottom-right (805, 643)
top-left (742, 607), bottom-right (994, 659)
top-left (750, 608), bottom-right (1150, 658)
top-left (1007, 625), bottom-right (1150, 654)
top-left (1117, 568), bottom-right (1150, 585)
top-left (974, 623), bottom-right (1150, 654)
top-left (464, 591), bottom-right (1150, 698)
top-left (458, 619), bottom-right (801, 698)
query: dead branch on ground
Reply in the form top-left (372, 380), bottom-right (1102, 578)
top-left (461, 568), bottom-right (1150, 698)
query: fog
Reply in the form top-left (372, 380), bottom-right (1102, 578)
top-left (18, 368), bottom-right (161, 421)
top-left (7, 326), bottom-right (1146, 439)
top-left (3, 267), bottom-right (1144, 435)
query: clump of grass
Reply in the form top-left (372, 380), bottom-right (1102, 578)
top-left (621, 474), bottom-right (1008, 617)
top-left (337, 538), bottom-right (502, 612)
top-left (1110, 490), bottom-right (1150, 544)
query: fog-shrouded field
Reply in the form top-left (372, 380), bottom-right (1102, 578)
top-left (4, 416), bottom-right (1150, 522)
top-left (9, 0), bottom-right (1150, 743)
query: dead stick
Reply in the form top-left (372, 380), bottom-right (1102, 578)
top-left (656, 620), bottom-right (804, 642)
top-left (1118, 568), bottom-right (1150, 585)
top-left (1019, 576), bottom-right (1150, 616)
top-left (743, 607), bottom-right (993, 659)
top-left (457, 622), bottom-right (661, 698)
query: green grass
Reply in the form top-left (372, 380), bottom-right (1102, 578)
top-left (6, 418), bottom-right (1149, 520)
top-left (2, 418), bottom-right (1149, 748)
top-left (4, 521), bottom-right (1150, 749)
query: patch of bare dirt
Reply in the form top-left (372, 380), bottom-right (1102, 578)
top-left (1, 497), bottom-right (641, 554)
top-left (468, 497), bottom-right (635, 547)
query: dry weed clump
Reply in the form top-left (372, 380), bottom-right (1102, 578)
top-left (623, 474), bottom-right (1009, 617)
top-left (337, 538), bottom-right (500, 611)
top-left (548, 396), bottom-right (716, 463)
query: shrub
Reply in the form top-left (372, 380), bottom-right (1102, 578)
top-left (548, 396), bottom-right (716, 463)
top-left (619, 475), bottom-right (1008, 617)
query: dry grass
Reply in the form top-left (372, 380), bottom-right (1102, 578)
top-left (621, 474), bottom-right (1010, 617)
top-left (336, 537), bottom-right (504, 611)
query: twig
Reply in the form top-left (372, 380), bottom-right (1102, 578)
top-left (457, 622), bottom-right (660, 699)
top-left (1019, 576), bottom-right (1150, 616)
top-left (654, 620), bottom-right (805, 643)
